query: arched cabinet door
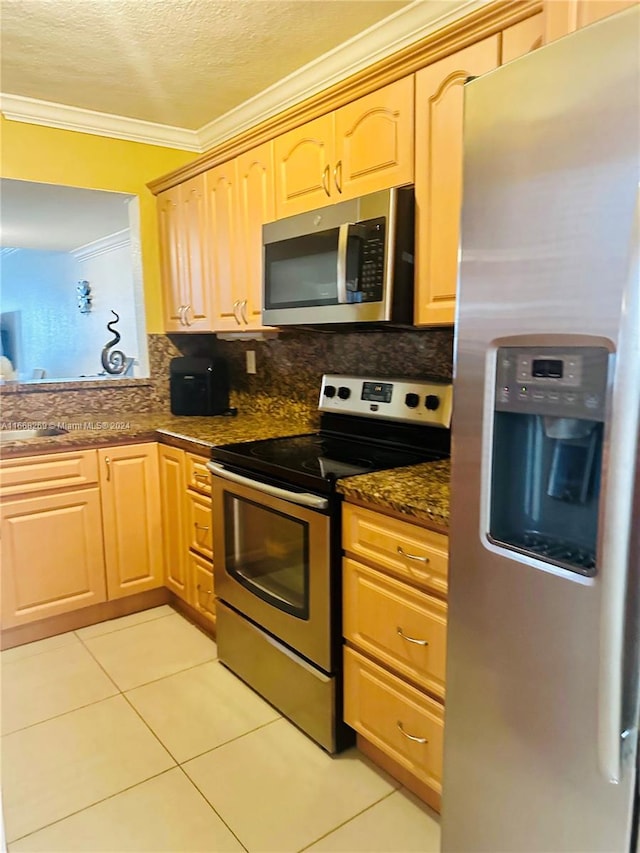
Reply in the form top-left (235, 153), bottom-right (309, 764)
top-left (206, 161), bottom-right (241, 331)
top-left (335, 76), bottom-right (414, 201)
top-left (158, 174), bottom-right (212, 332)
top-left (236, 143), bottom-right (277, 330)
top-left (274, 114), bottom-right (335, 218)
top-left (414, 36), bottom-right (500, 326)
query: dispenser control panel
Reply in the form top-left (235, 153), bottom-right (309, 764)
top-left (495, 346), bottom-right (609, 421)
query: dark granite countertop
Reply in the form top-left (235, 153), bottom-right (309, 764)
top-left (0, 411), bottom-right (451, 529)
top-left (337, 459), bottom-right (450, 531)
top-left (0, 411), bottom-right (316, 458)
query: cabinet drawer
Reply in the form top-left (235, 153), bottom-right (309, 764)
top-left (343, 504), bottom-right (448, 596)
top-left (186, 452), bottom-right (212, 496)
top-left (190, 552), bottom-right (216, 625)
top-left (186, 489), bottom-right (213, 560)
top-left (343, 558), bottom-right (446, 699)
top-left (0, 450), bottom-right (99, 498)
top-left (344, 647), bottom-right (444, 794)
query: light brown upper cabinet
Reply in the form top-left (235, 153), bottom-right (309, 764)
top-left (502, 12), bottom-right (544, 63)
top-left (226, 142), bottom-right (276, 331)
top-left (274, 77), bottom-right (414, 218)
top-left (414, 36), bottom-right (500, 326)
top-left (544, 0), bottom-right (637, 43)
top-left (157, 174), bottom-right (213, 332)
top-left (205, 159), bottom-right (240, 331)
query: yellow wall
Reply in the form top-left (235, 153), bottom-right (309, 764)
top-left (0, 117), bottom-right (195, 332)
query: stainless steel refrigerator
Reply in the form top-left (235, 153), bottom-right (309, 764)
top-left (443, 7), bottom-right (640, 852)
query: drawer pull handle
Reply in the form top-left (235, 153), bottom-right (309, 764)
top-left (397, 546), bottom-right (430, 564)
top-left (197, 583), bottom-right (213, 595)
top-left (194, 523), bottom-right (210, 532)
top-left (105, 457), bottom-right (111, 481)
top-left (397, 721), bottom-right (428, 744)
top-left (194, 473), bottom-right (209, 483)
top-left (397, 627), bottom-right (429, 646)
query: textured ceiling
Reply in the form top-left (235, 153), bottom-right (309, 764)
top-left (1, 0), bottom-right (412, 130)
top-left (0, 180), bottom-right (133, 252)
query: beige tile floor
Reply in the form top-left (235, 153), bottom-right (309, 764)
top-left (1, 605), bottom-right (440, 852)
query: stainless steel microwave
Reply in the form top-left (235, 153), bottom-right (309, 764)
top-left (262, 186), bottom-right (415, 326)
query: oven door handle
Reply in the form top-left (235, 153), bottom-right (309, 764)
top-left (206, 461), bottom-right (329, 510)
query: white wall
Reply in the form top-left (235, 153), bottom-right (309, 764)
top-left (0, 232), bottom-right (146, 380)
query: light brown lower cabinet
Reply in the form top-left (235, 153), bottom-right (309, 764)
top-left (158, 445), bottom-right (216, 625)
top-left (342, 501), bottom-right (448, 811)
top-left (1, 444), bottom-right (165, 630)
top-left (98, 444), bottom-right (163, 599)
top-left (0, 486), bottom-right (107, 628)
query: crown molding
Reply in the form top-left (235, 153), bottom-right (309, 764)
top-left (197, 0), bottom-right (485, 152)
top-left (1, 0), bottom-right (485, 155)
top-left (0, 93), bottom-right (201, 151)
top-left (71, 228), bottom-right (131, 261)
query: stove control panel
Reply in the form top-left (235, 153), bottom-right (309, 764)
top-left (320, 375), bottom-right (452, 427)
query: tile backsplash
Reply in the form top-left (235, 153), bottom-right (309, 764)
top-left (0, 328), bottom-right (453, 422)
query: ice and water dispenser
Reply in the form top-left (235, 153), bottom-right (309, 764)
top-left (489, 346), bottom-right (610, 576)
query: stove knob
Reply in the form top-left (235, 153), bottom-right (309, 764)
top-left (337, 386), bottom-right (351, 400)
top-left (405, 392), bottom-right (420, 409)
top-left (324, 385), bottom-right (336, 398)
top-left (425, 394), bottom-right (440, 411)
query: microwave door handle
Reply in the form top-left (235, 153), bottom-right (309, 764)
top-left (597, 187), bottom-right (640, 784)
top-left (336, 223), bottom-right (350, 303)
top-left (206, 461), bottom-right (329, 510)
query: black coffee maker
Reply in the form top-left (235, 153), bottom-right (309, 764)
top-left (170, 356), bottom-right (231, 416)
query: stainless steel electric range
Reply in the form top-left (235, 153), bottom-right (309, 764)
top-left (207, 374), bottom-right (452, 752)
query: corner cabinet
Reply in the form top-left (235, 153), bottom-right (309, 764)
top-left (342, 502), bottom-right (449, 813)
top-left (274, 76), bottom-right (414, 218)
top-left (158, 445), bottom-right (216, 627)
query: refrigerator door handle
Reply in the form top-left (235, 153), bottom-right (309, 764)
top-left (597, 189), bottom-right (640, 784)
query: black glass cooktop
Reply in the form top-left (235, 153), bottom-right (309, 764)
top-left (210, 430), bottom-right (447, 495)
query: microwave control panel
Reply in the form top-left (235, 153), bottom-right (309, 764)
top-left (320, 374), bottom-right (452, 428)
top-left (348, 218), bottom-right (386, 303)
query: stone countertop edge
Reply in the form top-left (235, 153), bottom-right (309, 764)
top-left (0, 413), bottom-right (451, 527)
top-left (337, 458), bottom-right (451, 531)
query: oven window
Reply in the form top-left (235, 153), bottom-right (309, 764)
top-left (223, 493), bottom-right (310, 619)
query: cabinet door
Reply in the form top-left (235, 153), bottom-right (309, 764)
top-left (158, 445), bottom-right (188, 601)
top-left (99, 444), bottom-right (163, 599)
top-left (206, 160), bottom-right (242, 331)
top-left (501, 13), bottom-right (544, 63)
top-left (185, 489), bottom-right (213, 561)
top-left (236, 142), bottom-right (276, 330)
top-left (274, 113), bottom-right (335, 218)
top-left (1, 488), bottom-right (107, 627)
top-left (157, 184), bottom-right (186, 331)
top-left (158, 175), bottom-right (212, 332)
top-left (544, 0), bottom-right (637, 43)
top-left (414, 36), bottom-right (500, 326)
top-left (180, 173), bottom-right (213, 331)
top-left (335, 76), bottom-right (414, 201)
top-left (189, 551), bottom-right (216, 626)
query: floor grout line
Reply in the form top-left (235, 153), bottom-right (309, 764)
top-left (296, 788), bottom-right (399, 852)
top-left (1, 689), bottom-right (121, 738)
top-left (71, 606), bottom-right (178, 642)
top-left (177, 716), bottom-right (282, 766)
top-left (6, 766), bottom-right (179, 847)
top-left (175, 764), bottom-right (251, 853)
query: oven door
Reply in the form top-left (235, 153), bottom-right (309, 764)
top-left (209, 465), bottom-right (333, 673)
